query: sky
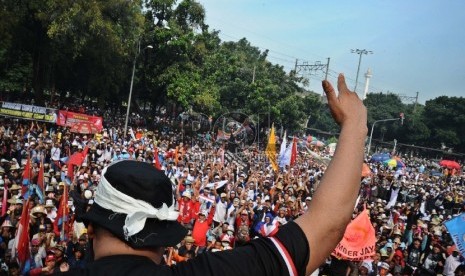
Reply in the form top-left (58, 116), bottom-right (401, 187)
top-left (197, 0), bottom-right (465, 104)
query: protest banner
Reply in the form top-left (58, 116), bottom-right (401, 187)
top-left (56, 110), bottom-right (103, 131)
top-left (444, 213), bottom-right (465, 256)
top-left (0, 101), bottom-right (56, 123)
top-left (332, 210), bottom-right (376, 261)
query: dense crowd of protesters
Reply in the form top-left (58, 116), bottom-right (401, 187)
top-left (0, 102), bottom-right (463, 275)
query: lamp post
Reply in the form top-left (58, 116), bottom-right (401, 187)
top-left (367, 118), bottom-right (400, 156)
top-left (351, 49), bottom-right (372, 93)
top-left (123, 42), bottom-right (153, 138)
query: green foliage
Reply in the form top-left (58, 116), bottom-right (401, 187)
top-left (0, 0), bottom-right (464, 153)
top-left (327, 136), bottom-right (338, 144)
top-left (423, 96), bottom-right (465, 151)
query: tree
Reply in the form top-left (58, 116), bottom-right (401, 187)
top-left (423, 96), bottom-right (465, 152)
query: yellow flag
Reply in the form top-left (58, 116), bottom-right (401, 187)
top-left (266, 124), bottom-right (278, 171)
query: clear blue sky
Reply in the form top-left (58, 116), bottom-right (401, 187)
top-left (197, 0), bottom-right (465, 104)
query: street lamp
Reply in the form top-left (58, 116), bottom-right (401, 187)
top-left (123, 42), bottom-right (153, 138)
top-left (351, 49), bottom-right (373, 93)
top-left (367, 118), bottom-right (400, 156)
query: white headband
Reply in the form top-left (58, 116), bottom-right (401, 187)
top-left (94, 166), bottom-right (179, 239)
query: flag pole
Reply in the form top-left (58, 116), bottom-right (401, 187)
top-left (41, 156), bottom-right (46, 200)
top-left (61, 183), bottom-right (67, 241)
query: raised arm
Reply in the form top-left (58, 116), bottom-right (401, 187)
top-left (295, 74), bottom-right (368, 274)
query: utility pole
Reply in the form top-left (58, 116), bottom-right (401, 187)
top-left (351, 49), bottom-right (373, 93)
top-left (367, 118), bottom-right (400, 156)
top-left (324, 57), bottom-right (330, 80)
top-left (413, 91), bottom-right (419, 113)
top-left (295, 60), bottom-right (328, 87)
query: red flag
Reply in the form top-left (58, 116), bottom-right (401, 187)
top-left (174, 146), bottom-right (179, 166)
top-left (37, 159), bottom-right (45, 193)
top-left (54, 184), bottom-right (69, 240)
top-left (290, 137), bottom-right (297, 166)
top-left (13, 198), bottom-right (31, 269)
top-left (67, 146), bottom-right (89, 180)
top-left (1, 186), bottom-right (7, 216)
top-left (21, 156), bottom-right (31, 195)
top-left (154, 147), bottom-right (161, 170)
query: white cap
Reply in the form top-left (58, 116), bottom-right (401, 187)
top-left (84, 190), bottom-right (93, 199)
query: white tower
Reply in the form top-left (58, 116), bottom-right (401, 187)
top-left (363, 68), bottom-right (372, 100)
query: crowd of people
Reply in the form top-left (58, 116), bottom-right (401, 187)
top-left (0, 103), bottom-right (463, 275)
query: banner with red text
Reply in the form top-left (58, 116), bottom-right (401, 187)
top-left (331, 210), bottom-right (376, 261)
top-left (56, 110), bottom-right (103, 131)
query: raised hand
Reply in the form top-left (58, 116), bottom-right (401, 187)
top-left (322, 74), bottom-right (367, 132)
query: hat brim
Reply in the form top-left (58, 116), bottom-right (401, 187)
top-left (82, 203), bottom-right (187, 248)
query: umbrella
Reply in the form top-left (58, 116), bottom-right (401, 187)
top-left (70, 122), bottom-right (99, 134)
top-left (384, 158), bottom-right (405, 169)
top-left (439, 160), bottom-right (461, 170)
top-left (370, 153), bottom-right (391, 163)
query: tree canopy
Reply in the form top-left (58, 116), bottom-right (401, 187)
top-left (0, 0), bottom-right (464, 153)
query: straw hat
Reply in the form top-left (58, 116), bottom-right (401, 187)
top-left (7, 196), bottom-right (22, 204)
top-left (10, 184), bottom-right (21, 191)
top-left (184, 236), bottom-right (195, 243)
top-left (31, 205), bottom-right (47, 216)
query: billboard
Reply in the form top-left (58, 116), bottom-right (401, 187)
top-left (0, 101), bottom-right (57, 123)
top-left (56, 110), bottom-right (103, 131)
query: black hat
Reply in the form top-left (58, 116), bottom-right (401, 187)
top-left (82, 160), bottom-right (186, 248)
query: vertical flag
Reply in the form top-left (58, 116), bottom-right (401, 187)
top-left (13, 199), bottom-right (31, 272)
top-left (290, 137), bottom-right (298, 167)
top-left (280, 140), bottom-right (293, 168)
top-left (444, 213), bottom-right (465, 256)
top-left (67, 146), bottom-right (89, 180)
top-left (219, 146), bottom-right (225, 165)
top-left (278, 131), bottom-right (287, 168)
top-left (1, 186), bottom-right (7, 216)
top-left (37, 158), bottom-right (45, 196)
top-left (154, 147), bottom-right (162, 170)
top-left (21, 156), bottom-right (31, 196)
top-left (54, 183), bottom-right (69, 241)
top-left (174, 146), bottom-right (179, 166)
top-left (265, 124), bottom-right (278, 172)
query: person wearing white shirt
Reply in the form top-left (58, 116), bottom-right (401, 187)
top-left (51, 144), bottom-right (61, 170)
top-left (443, 249), bottom-right (461, 276)
top-left (213, 193), bottom-right (229, 227)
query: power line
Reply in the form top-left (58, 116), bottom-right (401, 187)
top-left (211, 24), bottom-right (410, 98)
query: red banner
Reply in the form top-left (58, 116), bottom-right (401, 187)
top-left (331, 210), bottom-right (376, 261)
top-left (56, 110), bottom-right (103, 131)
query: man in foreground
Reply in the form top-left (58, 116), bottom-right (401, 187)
top-left (63, 74), bottom-right (367, 276)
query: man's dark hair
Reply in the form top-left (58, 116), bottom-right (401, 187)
top-left (456, 264), bottom-right (465, 273)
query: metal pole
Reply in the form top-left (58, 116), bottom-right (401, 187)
top-left (351, 49), bottom-right (372, 93)
top-left (367, 118), bottom-right (400, 156)
top-left (124, 43), bottom-right (140, 138)
top-left (354, 52), bottom-right (363, 93)
top-left (123, 42), bottom-right (153, 138)
top-left (367, 121), bottom-right (377, 156)
top-left (325, 57), bottom-right (330, 80)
